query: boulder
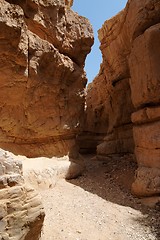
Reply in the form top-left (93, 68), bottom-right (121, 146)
top-left (0, 149), bottom-right (44, 239)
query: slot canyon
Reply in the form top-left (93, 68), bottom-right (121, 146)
top-left (0, 0), bottom-right (160, 239)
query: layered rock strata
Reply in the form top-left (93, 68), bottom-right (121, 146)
top-left (0, 0), bottom-right (93, 158)
top-left (129, 16), bottom-right (160, 196)
top-left (84, 0), bottom-right (160, 197)
top-left (0, 149), bottom-right (44, 239)
top-left (81, 6), bottom-right (135, 155)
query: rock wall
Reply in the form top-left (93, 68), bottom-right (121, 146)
top-left (80, 6), bottom-right (135, 155)
top-left (83, 0), bottom-right (160, 197)
top-left (78, 70), bottom-right (109, 153)
top-left (128, 0), bottom-right (160, 196)
top-left (0, 0), bottom-right (93, 158)
top-left (0, 149), bottom-right (44, 239)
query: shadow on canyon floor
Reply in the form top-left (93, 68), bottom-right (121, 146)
top-left (68, 154), bottom-right (160, 239)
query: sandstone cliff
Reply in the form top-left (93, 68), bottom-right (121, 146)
top-left (0, 1), bottom-right (94, 238)
top-left (0, 0), bottom-right (93, 158)
top-left (0, 149), bottom-right (45, 239)
top-left (83, 0), bottom-right (160, 197)
top-left (80, 6), bottom-right (134, 155)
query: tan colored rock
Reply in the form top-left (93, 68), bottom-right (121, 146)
top-left (99, 9), bottom-right (130, 83)
top-left (131, 106), bottom-right (160, 125)
top-left (81, 65), bottom-right (134, 154)
top-left (0, 0), bottom-right (93, 158)
top-left (139, 196), bottom-right (160, 208)
top-left (85, 69), bottom-right (109, 135)
top-left (97, 124), bottom-right (134, 157)
top-left (83, 0), bottom-right (160, 197)
top-left (132, 167), bottom-right (160, 197)
top-left (127, 3), bottom-right (160, 196)
top-left (20, 154), bottom-right (85, 190)
top-left (79, 0), bottom-right (138, 155)
top-left (133, 122), bottom-right (160, 169)
top-left (78, 69), bottom-right (109, 153)
top-left (129, 23), bottom-right (160, 108)
top-left (0, 149), bottom-right (44, 239)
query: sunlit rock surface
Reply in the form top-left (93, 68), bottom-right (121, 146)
top-left (0, 0), bottom-right (93, 158)
top-left (0, 149), bottom-right (44, 239)
top-left (83, 0), bottom-right (160, 197)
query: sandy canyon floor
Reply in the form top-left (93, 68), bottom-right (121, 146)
top-left (39, 155), bottom-right (160, 240)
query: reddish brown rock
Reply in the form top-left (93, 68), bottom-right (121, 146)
top-left (0, 0), bottom-right (93, 159)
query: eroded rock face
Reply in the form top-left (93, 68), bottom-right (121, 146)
top-left (127, 0), bottom-right (160, 197)
top-left (0, 149), bottom-right (44, 239)
top-left (80, 6), bottom-right (135, 155)
top-left (83, 0), bottom-right (160, 197)
top-left (0, 0), bottom-right (93, 158)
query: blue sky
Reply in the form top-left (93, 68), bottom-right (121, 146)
top-left (72, 0), bottom-right (128, 83)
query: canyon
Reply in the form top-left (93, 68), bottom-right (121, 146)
top-left (0, 0), bottom-right (93, 238)
top-left (0, 0), bottom-right (160, 239)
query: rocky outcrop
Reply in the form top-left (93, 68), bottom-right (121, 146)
top-left (0, 0), bottom-right (93, 158)
top-left (83, 0), bottom-right (160, 197)
top-left (0, 149), bottom-right (44, 239)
